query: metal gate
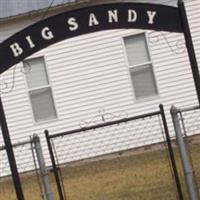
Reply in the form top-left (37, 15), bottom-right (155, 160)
top-left (45, 105), bottom-right (183, 200)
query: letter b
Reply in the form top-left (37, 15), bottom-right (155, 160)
top-left (10, 43), bottom-right (23, 57)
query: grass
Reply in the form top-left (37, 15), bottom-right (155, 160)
top-left (60, 149), bottom-right (178, 200)
top-left (1, 143), bottom-right (200, 200)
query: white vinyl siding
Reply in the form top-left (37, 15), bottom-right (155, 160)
top-left (23, 57), bottom-right (57, 122)
top-left (0, 0), bottom-right (199, 174)
top-left (124, 33), bottom-right (158, 99)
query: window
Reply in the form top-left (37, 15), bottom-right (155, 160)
top-left (23, 57), bottom-right (57, 122)
top-left (124, 33), bottom-right (158, 99)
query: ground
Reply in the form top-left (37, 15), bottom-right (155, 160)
top-left (1, 138), bottom-right (200, 200)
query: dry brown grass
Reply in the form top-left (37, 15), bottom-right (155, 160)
top-left (1, 143), bottom-right (200, 200)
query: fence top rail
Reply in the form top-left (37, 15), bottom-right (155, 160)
top-left (0, 138), bottom-right (33, 151)
top-left (47, 110), bottom-right (161, 139)
top-left (178, 105), bottom-right (200, 113)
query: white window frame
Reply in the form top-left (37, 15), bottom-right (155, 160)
top-left (23, 56), bottom-right (58, 123)
top-left (122, 32), bottom-right (159, 101)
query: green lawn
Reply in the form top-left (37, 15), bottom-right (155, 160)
top-left (1, 143), bottom-right (199, 200)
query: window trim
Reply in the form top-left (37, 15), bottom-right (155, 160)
top-left (23, 56), bottom-right (58, 124)
top-left (122, 31), bottom-right (159, 101)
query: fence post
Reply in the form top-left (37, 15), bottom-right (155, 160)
top-left (178, 0), bottom-right (200, 107)
top-left (45, 130), bottom-right (65, 200)
top-left (171, 105), bottom-right (198, 200)
top-left (32, 134), bottom-right (54, 200)
top-left (0, 98), bottom-right (25, 200)
top-left (159, 104), bottom-right (184, 200)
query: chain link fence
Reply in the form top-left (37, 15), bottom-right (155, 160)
top-left (46, 109), bottom-right (180, 200)
top-left (0, 143), bottom-right (17, 200)
top-left (3, 106), bottom-right (197, 200)
top-left (0, 136), bottom-right (52, 200)
top-left (171, 105), bottom-right (200, 199)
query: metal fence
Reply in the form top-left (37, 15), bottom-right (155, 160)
top-left (0, 142), bottom-right (17, 200)
top-left (5, 105), bottom-right (200, 200)
top-left (171, 105), bottom-right (200, 200)
top-left (0, 135), bottom-right (53, 200)
top-left (45, 105), bottom-right (182, 200)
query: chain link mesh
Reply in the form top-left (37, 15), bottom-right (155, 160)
top-left (0, 140), bottom-right (44, 200)
top-left (50, 114), bottom-right (178, 200)
top-left (178, 107), bottom-right (200, 196)
top-left (0, 146), bottom-right (16, 200)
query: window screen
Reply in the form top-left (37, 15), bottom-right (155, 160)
top-left (131, 65), bottom-right (157, 98)
top-left (24, 58), bottom-right (49, 89)
top-left (23, 57), bottom-right (57, 122)
top-left (124, 33), bottom-right (158, 99)
top-left (30, 88), bottom-right (57, 122)
top-left (124, 34), bottom-right (150, 66)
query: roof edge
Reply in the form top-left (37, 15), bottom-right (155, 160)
top-left (0, 0), bottom-right (178, 23)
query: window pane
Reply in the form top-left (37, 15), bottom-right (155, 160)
top-left (131, 65), bottom-right (157, 98)
top-left (30, 87), bottom-right (57, 122)
top-left (24, 57), bottom-right (49, 89)
top-left (124, 34), bottom-right (150, 66)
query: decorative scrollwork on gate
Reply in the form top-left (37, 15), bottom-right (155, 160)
top-left (79, 108), bottom-right (128, 128)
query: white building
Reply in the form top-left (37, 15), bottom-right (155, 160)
top-left (0, 0), bottom-right (200, 172)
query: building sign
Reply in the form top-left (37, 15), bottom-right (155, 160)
top-left (0, 3), bottom-right (183, 74)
